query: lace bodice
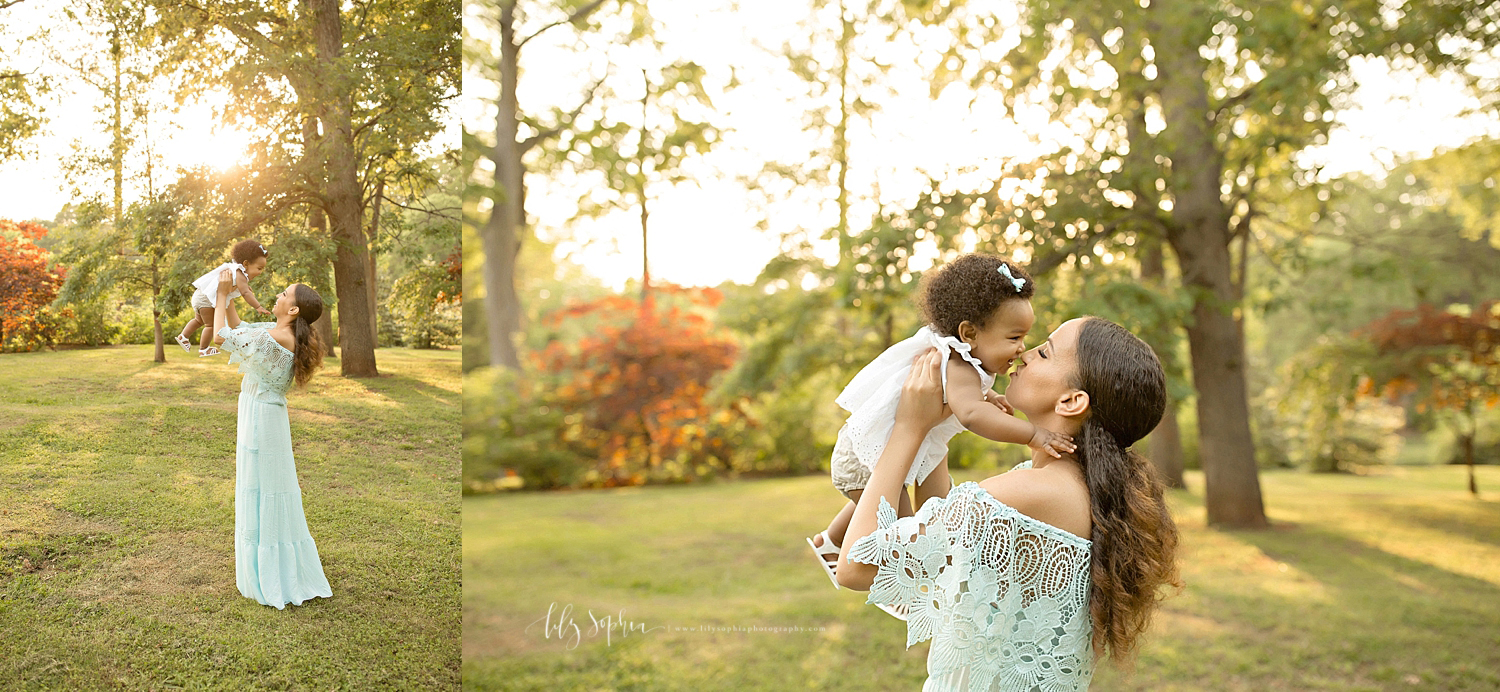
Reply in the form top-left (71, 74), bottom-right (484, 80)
top-left (848, 463), bottom-right (1094, 692)
top-left (218, 322), bottom-right (294, 403)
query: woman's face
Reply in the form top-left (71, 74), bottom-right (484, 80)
top-left (272, 284), bottom-right (300, 319)
top-left (1003, 317), bottom-right (1084, 417)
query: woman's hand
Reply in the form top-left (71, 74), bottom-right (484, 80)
top-left (895, 348), bottom-right (950, 436)
top-left (216, 268), bottom-right (235, 296)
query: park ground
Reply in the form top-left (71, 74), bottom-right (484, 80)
top-left (465, 464), bottom-right (1500, 691)
top-left (0, 345), bottom-right (461, 690)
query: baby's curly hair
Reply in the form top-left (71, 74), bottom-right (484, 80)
top-left (231, 239), bottom-right (268, 265)
top-left (918, 253), bottom-right (1035, 337)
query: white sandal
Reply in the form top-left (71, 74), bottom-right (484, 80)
top-left (175, 334), bottom-right (193, 352)
top-left (806, 531), bottom-right (842, 590)
top-left (198, 346), bottom-right (221, 357)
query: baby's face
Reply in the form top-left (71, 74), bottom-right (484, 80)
top-left (246, 256), bottom-right (268, 279)
top-left (961, 299), bottom-right (1035, 376)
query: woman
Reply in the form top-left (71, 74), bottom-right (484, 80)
top-left (836, 317), bottom-right (1181, 691)
top-left (211, 268), bottom-right (333, 609)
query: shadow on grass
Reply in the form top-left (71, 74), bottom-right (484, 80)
top-left (1120, 522), bottom-right (1500, 692)
top-left (351, 372), bottom-right (460, 408)
top-left (1357, 499), bottom-right (1500, 549)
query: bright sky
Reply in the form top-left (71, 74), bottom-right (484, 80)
top-left (463, 0), bottom-right (1500, 292)
top-left (0, 2), bottom-right (260, 223)
top-left (0, 2), bottom-right (459, 226)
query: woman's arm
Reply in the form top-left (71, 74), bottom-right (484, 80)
top-left (837, 349), bottom-right (950, 591)
top-left (211, 270), bottom-right (244, 343)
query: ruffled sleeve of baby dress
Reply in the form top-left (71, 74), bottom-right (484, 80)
top-left (217, 322), bottom-right (295, 397)
top-left (847, 463), bottom-right (1095, 692)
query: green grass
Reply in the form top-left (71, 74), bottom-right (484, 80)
top-left (0, 345), bottom-right (461, 690)
top-left (464, 465), bottom-right (1500, 691)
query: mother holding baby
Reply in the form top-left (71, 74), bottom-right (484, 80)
top-left (209, 267), bottom-right (334, 609)
top-left (836, 315), bottom-right (1181, 691)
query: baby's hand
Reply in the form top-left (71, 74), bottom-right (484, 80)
top-left (982, 391), bottom-right (1014, 415)
top-left (1028, 426), bottom-right (1077, 459)
top-left (257, 307), bottom-right (273, 316)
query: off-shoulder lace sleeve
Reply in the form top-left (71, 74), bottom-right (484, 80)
top-left (217, 324), bottom-right (294, 392)
top-left (847, 483), bottom-right (1095, 692)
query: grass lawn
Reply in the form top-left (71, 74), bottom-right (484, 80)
top-left (0, 345), bottom-right (461, 690)
top-left (464, 464), bottom-right (1500, 691)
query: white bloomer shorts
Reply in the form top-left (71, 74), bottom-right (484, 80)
top-left (190, 290), bottom-right (218, 310)
top-left (829, 430), bottom-right (873, 499)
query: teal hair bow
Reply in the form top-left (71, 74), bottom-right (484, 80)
top-left (998, 264), bottom-right (1026, 292)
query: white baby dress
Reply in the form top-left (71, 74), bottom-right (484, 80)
top-left (833, 326), bottom-right (997, 488)
top-left (190, 261), bottom-right (249, 309)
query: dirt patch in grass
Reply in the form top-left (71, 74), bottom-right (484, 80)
top-left (66, 532), bottom-right (233, 603)
top-left (0, 505), bottom-right (118, 579)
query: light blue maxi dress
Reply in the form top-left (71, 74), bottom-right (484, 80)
top-left (218, 322), bottom-right (332, 609)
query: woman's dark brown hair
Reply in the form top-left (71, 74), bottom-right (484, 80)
top-left (290, 284), bottom-right (324, 388)
top-left (1072, 317), bottom-right (1181, 664)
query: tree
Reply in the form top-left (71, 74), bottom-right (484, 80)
top-left (468, 0), bottom-right (637, 370)
top-left (48, 0), bottom-right (183, 359)
top-left (881, 0), bottom-right (1500, 527)
top-left (51, 0), bottom-right (161, 227)
top-left (0, 219), bottom-right (66, 352)
top-left (751, 0), bottom-right (896, 307)
top-left (0, 0), bottom-right (46, 163)
top-left (155, 0), bottom-right (460, 377)
top-left (1362, 302), bottom-right (1500, 496)
top-left (56, 197), bottom-right (185, 363)
top-left (526, 283), bottom-right (747, 487)
top-left (562, 60), bottom-right (720, 306)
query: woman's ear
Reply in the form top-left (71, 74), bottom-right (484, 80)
top-left (288, 304), bottom-right (299, 318)
top-left (1055, 389), bottom-right (1090, 418)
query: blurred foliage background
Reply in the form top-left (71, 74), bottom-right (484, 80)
top-left (462, 0), bottom-right (1500, 501)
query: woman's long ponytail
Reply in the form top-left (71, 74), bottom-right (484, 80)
top-left (1073, 318), bottom-right (1182, 665)
top-left (291, 285), bottom-right (325, 388)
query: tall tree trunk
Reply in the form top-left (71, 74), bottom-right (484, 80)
top-left (1141, 241), bottom-right (1185, 488)
top-left (110, 24), bottom-right (123, 227)
top-left (1462, 416), bottom-right (1478, 496)
top-left (303, 115), bottom-right (337, 355)
top-left (151, 262), bottom-right (165, 363)
top-left (367, 178), bottom-right (383, 342)
top-left (639, 69), bottom-right (650, 308)
top-left (480, 1), bottom-right (523, 370)
top-left (311, 0), bottom-right (377, 377)
top-left (834, 1), bottom-right (852, 301)
top-left (1151, 8), bottom-right (1267, 527)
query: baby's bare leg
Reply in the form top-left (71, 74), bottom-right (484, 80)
top-left (179, 314), bottom-right (201, 339)
top-left (825, 499), bottom-right (857, 547)
top-left (195, 307), bottom-right (215, 348)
